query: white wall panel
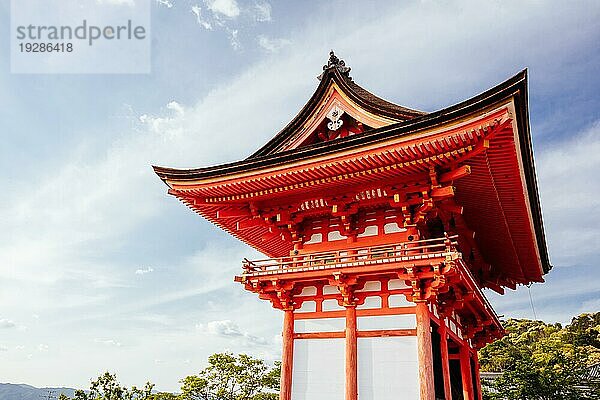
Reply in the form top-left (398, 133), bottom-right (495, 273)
top-left (292, 339), bottom-right (345, 400)
top-left (295, 300), bottom-right (316, 313)
top-left (323, 285), bottom-right (340, 295)
top-left (388, 279), bottom-right (410, 290)
top-left (298, 286), bottom-right (317, 296)
top-left (357, 314), bottom-right (416, 330)
top-left (358, 337), bottom-right (419, 400)
top-left (388, 294), bottom-right (414, 308)
top-left (357, 281), bottom-right (381, 292)
top-left (322, 299), bottom-right (345, 311)
top-left (294, 317), bottom-right (345, 333)
top-left (357, 296), bottom-right (382, 310)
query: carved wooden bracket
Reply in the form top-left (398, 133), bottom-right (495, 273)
top-left (329, 273), bottom-right (360, 306)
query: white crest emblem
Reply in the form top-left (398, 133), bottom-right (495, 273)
top-left (326, 104), bottom-right (344, 131)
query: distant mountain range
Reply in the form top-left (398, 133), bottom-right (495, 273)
top-left (0, 383), bottom-right (78, 400)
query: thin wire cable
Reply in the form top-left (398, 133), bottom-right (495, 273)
top-left (527, 284), bottom-right (537, 320)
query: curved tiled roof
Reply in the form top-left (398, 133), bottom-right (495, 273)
top-left (248, 52), bottom-right (427, 158)
top-left (153, 66), bottom-right (551, 283)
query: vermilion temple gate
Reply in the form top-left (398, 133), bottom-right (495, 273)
top-left (154, 52), bottom-right (550, 400)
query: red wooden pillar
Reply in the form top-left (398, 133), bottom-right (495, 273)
top-left (459, 342), bottom-right (474, 400)
top-left (438, 318), bottom-right (452, 400)
top-left (473, 350), bottom-right (483, 400)
top-left (345, 305), bottom-right (358, 400)
top-left (415, 302), bottom-right (435, 400)
top-left (280, 309), bottom-right (294, 400)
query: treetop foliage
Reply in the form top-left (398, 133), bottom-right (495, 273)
top-left (59, 353), bottom-right (280, 400)
top-left (179, 353), bottom-right (280, 400)
top-left (479, 312), bottom-right (600, 400)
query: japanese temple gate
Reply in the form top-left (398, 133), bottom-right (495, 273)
top-left (154, 52), bottom-right (550, 400)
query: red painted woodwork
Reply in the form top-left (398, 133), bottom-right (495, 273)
top-left (345, 305), bottom-right (357, 400)
top-left (438, 320), bottom-right (452, 400)
top-left (473, 351), bottom-right (483, 400)
top-left (280, 310), bottom-right (294, 400)
top-left (294, 329), bottom-right (416, 340)
top-left (154, 55), bottom-right (549, 400)
top-left (294, 306), bottom-right (416, 320)
top-left (294, 332), bottom-right (346, 339)
top-left (416, 302), bottom-right (435, 400)
top-left (237, 236), bottom-right (503, 348)
top-left (357, 329), bottom-right (416, 337)
top-left (460, 344), bottom-right (474, 400)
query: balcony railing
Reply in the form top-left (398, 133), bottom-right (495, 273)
top-left (240, 235), bottom-right (459, 277)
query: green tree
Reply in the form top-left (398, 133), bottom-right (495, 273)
top-left (479, 313), bottom-right (600, 400)
top-left (58, 353), bottom-right (280, 400)
top-left (148, 394), bottom-right (180, 400)
top-left (61, 371), bottom-right (155, 400)
top-left (179, 353), bottom-right (280, 400)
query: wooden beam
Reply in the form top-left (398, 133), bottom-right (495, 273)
top-left (460, 343), bottom-right (475, 400)
top-left (416, 302), bottom-right (435, 400)
top-left (294, 331), bottom-right (345, 339)
top-left (216, 208), bottom-right (250, 218)
top-left (503, 279), bottom-right (517, 291)
top-left (236, 218), bottom-right (264, 230)
top-left (280, 310), bottom-right (294, 400)
top-left (439, 165), bottom-right (471, 183)
top-left (293, 306), bottom-right (416, 320)
top-left (473, 350), bottom-right (483, 400)
top-left (439, 320), bottom-right (453, 400)
top-left (483, 280), bottom-right (505, 295)
top-left (431, 186), bottom-right (455, 200)
top-left (345, 305), bottom-right (358, 400)
top-left (357, 329), bottom-right (416, 337)
top-left (261, 230), bottom-right (280, 242)
top-left (438, 201), bottom-right (464, 215)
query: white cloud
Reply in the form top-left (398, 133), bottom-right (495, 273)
top-left (97, 0), bottom-right (135, 6)
top-left (135, 267), bottom-right (154, 275)
top-left (191, 0), bottom-right (270, 48)
top-left (94, 338), bottom-right (123, 347)
top-left (0, 319), bottom-right (15, 329)
top-left (166, 101), bottom-right (184, 115)
top-left (191, 5), bottom-right (213, 30)
top-left (0, 345), bottom-right (8, 352)
top-left (204, 0), bottom-right (240, 19)
top-left (156, 0), bottom-right (173, 8)
top-left (536, 121), bottom-right (600, 267)
top-left (37, 344), bottom-right (49, 352)
top-left (227, 28), bottom-right (241, 50)
top-left (196, 320), bottom-right (269, 346)
top-left (257, 35), bottom-right (290, 53)
top-left (251, 0), bottom-right (271, 22)
top-left (131, 313), bottom-right (173, 326)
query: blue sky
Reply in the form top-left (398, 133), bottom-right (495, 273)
top-left (1, 0), bottom-right (599, 392)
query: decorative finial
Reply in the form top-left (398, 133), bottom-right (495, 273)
top-left (317, 50), bottom-right (351, 81)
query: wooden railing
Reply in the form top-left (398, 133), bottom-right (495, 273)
top-left (240, 235), bottom-right (459, 277)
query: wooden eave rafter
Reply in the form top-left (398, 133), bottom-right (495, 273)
top-left (165, 109), bottom-right (503, 199)
top-left (153, 70), bottom-right (550, 286)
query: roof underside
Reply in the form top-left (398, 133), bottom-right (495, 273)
top-left (154, 68), bottom-right (550, 287)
